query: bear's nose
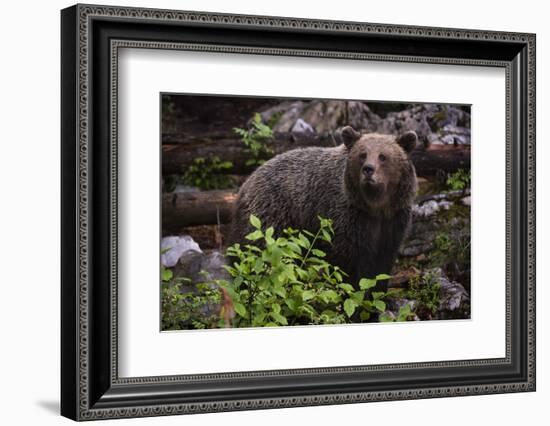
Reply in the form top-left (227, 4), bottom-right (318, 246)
top-left (362, 164), bottom-right (375, 177)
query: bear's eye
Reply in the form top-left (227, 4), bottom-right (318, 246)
top-left (359, 153), bottom-right (367, 161)
top-left (378, 153), bottom-right (386, 162)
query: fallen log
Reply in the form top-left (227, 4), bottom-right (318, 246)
top-left (164, 188), bottom-right (471, 262)
top-left (162, 133), bottom-right (470, 176)
top-left (410, 145), bottom-right (470, 176)
top-left (162, 132), bottom-right (334, 175)
top-left (162, 190), bottom-right (237, 230)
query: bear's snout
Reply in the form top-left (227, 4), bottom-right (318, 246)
top-left (362, 164), bottom-right (376, 178)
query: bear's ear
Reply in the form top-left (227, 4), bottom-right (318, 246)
top-left (340, 126), bottom-right (361, 149)
top-left (397, 131), bottom-right (418, 154)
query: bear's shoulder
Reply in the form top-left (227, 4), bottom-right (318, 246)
top-left (262, 145), bottom-right (347, 169)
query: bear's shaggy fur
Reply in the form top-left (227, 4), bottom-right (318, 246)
top-left (229, 126), bottom-right (418, 289)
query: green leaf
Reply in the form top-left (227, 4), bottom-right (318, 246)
top-left (359, 278), bottom-right (376, 290)
top-left (372, 291), bottom-right (386, 300)
top-left (375, 273), bottom-right (392, 281)
top-left (379, 313), bottom-right (395, 323)
top-left (397, 304), bottom-right (412, 321)
top-left (300, 303), bottom-right (316, 317)
top-left (343, 299), bottom-right (358, 318)
top-left (224, 286), bottom-right (240, 302)
top-left (360, 311), bottom-right (371, 321)
top-left (296, 268), bottom-right (309, 280)
top-left (250, 214), bottom-right (262, 229)
top-left (311, 249), bottom-right (326, 258)
top-left (233, 302), bottom-right (247, 318)
top-left (245, 230), bottom-right (263, 241)
top-left (253, 258), bottom-right (264, 273)
top-left (271, 312), bottom-right (288, 325)
top-left (253, 312), bottom-right (266, 325)
top-left (351, 290), bottom-right (365, 304)
top-left (161, 268), bottom-right (173, 282)
top-left (339, 283), bottom-right (355, 293)
top-left (319, 290), bottom-right (339, 303)
top-left (297, 233), bottom-right (310, 249)
top-left (265, 226), bottom-right (274, 240)
top-left (274, 286), bottom-right (287, 298)
top-left (373, 300), bottom-right (386, 312)
top-left (268, 246), bottom-right (283, 265)
top-left (271, 303), bottom-right (281, 314)
top-left (302, 290), bottom-right (316, 301)
top-left (285, 298), bottom-right (300, 312)
top-left (283, 264), bottom-right (297, 280)
top-left (286, 242), bottom-right (302, 254)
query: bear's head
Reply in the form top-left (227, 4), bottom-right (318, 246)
top-left (340, 126), bottom-right (418, 216)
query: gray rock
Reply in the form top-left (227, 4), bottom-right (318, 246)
top-left (384, 268), bottom-right (469, 321)
top-left (439, 200), bottom-right (452, 211)
top-left (386, 297), bottom-right (417, 313)
top-left (272, 101), bottom-right (305, 133)
top-left (173, 249), bottom-right (230, 283)
top-left (441, 134), bottom-right (457, 145)
top-left (347, 101), bottom-right (376, 130)
top-left (461, 196), bottom-right (471, 206)
top-left (291, 118), bottom-right (315, 136)
top-left (166, 249), bottom-right (230, 320)
top-left (412, 200), bottom-right (440, 217)
top-left (442, 124), bottom-right (470, 136)
top-left (174, 250), bottom-right (205, 280)
top-left (421, 268), bottom-right (470, 319)
top-left (417, 188), bottom-right (470, 204)
top-left (259, 100), bottom-right (299, 126)
top-left (258, 102), bottom-right (471, 149)
top-left (200, 251), bottom-right (231, 282)
top-left (161, 235), bottom-right (202, 267)
top-left (400, 240), bottom-right (434, 257)
top-left (412, 199), bottom-right (455, 218)
top-left (434, 268), bottom-right (470, 317)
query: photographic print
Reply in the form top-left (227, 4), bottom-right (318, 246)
top-left (160, 95), bottom-right (472, 330)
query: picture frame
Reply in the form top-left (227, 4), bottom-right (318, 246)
top-left (60, 3), bottom-right (536, 421)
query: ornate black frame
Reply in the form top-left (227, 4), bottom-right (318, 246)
top-left (61, 3), bottom-right (536, 421)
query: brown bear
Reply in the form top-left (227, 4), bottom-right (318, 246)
top-left (229, 126), bottom-right (418, 290)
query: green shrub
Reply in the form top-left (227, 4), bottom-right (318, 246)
top-left (446, 168), bottom-right (470, 192)
top-left (161, 275), bottom-right (224, 330)
top-left (217, 215), bottom-right (390, 327)
top-left (160, 216), bottom-right (398, 330)
top-left (233, 113), bottom-right (274, 167)
top-left (434, 232), bottom-right (452, 252)
top-left (181, 156), bottom-right (234, 190)
top-left (407, 271), bottom-right (441, 318)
